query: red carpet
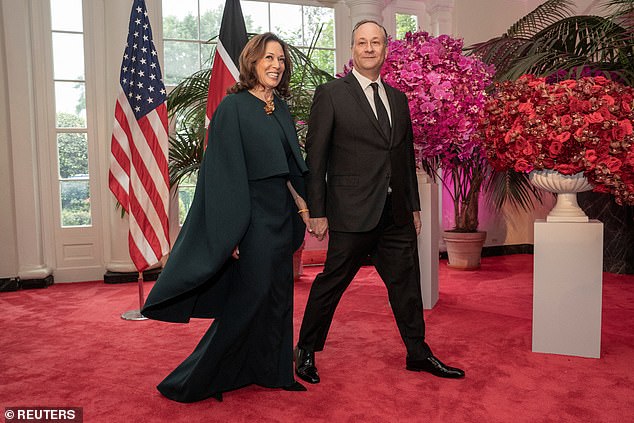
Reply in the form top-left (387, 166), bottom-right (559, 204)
top-left (1, 255), bottom-right (634, 422)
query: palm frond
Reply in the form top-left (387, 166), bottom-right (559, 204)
top-left (465, 5), bottom-right (583, 79)
top-left (506, 0), bottom-right (575, 38)
top-left (598, 0), bottom-right (634, 80)
top-left (602, 0), bottom-right (634, 24)
top-left (167, 68), bottom-right (211, 120)
top-left (471, 9), bottom-right (634, 86)
top-left (286, 27), bottom-right (334, 123)
top-left (536, 15), bottom-right (627, 60)
top-left (168, 130), bottom-right (205, 188)
top-left (468, 36), bottom-right (531, 78)
top-left (484, 170), bottom-right (546, 212)
top-left (512, 15), bottom-right (633, 83)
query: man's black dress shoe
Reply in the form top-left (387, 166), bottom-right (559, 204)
top-left (406, 355), bottom-right (465, 379)
top-left (294, 346), bottom-right (320, 384)
top-left (282, 380), bottom-right (307, 391)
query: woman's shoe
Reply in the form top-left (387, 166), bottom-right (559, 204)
top-left (282, 380), bottom-right (307, 391)
top-left (211, 392), bottom-right (223, 402)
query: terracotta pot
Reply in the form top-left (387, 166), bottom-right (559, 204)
top-left (442, 231), bottom-right (487, 270)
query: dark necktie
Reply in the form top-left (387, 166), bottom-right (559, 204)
top-left (370, 82), bottom-right (391, 139)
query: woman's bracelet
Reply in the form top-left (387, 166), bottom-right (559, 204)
top-left (297, 208), bottom-right (309, 214)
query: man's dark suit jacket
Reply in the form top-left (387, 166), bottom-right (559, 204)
top-left (305, 72), bottom-right (421, 232)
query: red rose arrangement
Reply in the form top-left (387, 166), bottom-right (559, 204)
top-left (480, 74), bottom-right (634, 205)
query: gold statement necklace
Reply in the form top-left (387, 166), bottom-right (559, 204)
top-left (251, 88), bottom-right (275, 115)
top-left (263, 96), bottom-right (275, 115)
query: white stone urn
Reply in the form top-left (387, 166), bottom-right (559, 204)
top-left (529, 170), bottom-right (593, 222)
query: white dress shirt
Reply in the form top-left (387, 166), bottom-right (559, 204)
top-left (352, 68), bottom-right (393, 193)
top-left (351, 68), bottom-right (392, 126)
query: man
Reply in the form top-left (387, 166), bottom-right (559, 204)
top-left (295, 20), bottom-right (465, 384)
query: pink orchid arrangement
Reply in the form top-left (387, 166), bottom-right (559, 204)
top-left (381, 32), bottom-right (495, 169)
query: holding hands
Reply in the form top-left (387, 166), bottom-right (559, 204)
top-left (308, 217), bottom-right (328, 241)
top-left (293, 194), bottom-right (328, 240)
top-left (293, 195), bottom-right (327, 241)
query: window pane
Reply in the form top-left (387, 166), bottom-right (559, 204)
top-left (163, 40), bottom-right (200, 85)
top-left (303, 48), bottom-right (335, 76)
top-left (270, 3), bottom-right (302, 45)
top-left (242, 1), bottom-right (268, 34)
top-left (200, 0), bottom-right (225, 41)
top-left (163, 0), bottom-right (199, 40)
top-left (304, 7), bottom-right (335, 48)
top-left (178, 174), bottom-right (198, 224)
top-left (178, 186), bottom-right (195, 225)
top-left (201, 42), bottom-right (215, 68)
top-left (396, 13), bottom-right (418, 39)
top-left (55, 82), bottom-right (87, 127)
top-left (60, 180), bottom-right (92, 227)
top-left (50, 0), bottom-right (83, 32)
top-left (57, 132), bottom-right (88, 178)
top-left (52, 33), bottom-right (85, 80)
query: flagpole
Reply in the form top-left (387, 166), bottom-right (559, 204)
top-left (121, 272), bottom-right (148, 321)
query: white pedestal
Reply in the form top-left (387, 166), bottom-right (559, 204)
top-left (532, 220), bottom-right (603, 358)
top-left (417, 173), bottom-right (439, 310)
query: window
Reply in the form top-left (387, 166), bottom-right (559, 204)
top-left (162, 0), bottom-right (224, 85)
top-left (163, 0), bottom-right (335, 85)
top-left (242, 1), bottom-right (335, 75)
top-left (396, 13), bottom-right (418, 39)
top-left (50, 0), bottom-right (91, 227)
top-left (163, 0), bottom-right (335, 223)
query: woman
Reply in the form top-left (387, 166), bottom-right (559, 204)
top-left (142, 33), bottom-right (310, 403)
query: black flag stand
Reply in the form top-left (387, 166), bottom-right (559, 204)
top-left (121, 272), bottom-right (148, 321)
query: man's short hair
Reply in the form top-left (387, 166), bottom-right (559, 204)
top-left (351, 19), bottom-right (388, 46)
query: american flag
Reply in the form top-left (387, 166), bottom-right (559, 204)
top-left (109, 0), bottom-right (169, 272)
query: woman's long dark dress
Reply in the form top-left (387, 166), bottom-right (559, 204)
top-left (142, 90), bottom-right (308, 403)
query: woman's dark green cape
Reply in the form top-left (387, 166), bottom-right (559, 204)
top-left (142, 91), bottom-right (308, 323)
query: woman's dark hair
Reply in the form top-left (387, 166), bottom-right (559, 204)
top-left (228, 32), bottom-right (292, 97)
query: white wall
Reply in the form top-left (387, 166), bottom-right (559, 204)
top-left (453, 0), bottom-right (531, 48)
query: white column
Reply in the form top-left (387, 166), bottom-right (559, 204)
top-left (333, 1), bottom-right (351, 73)
top-left (427, 0), bottom-right (454, 35)
top-left (346, 0), bottom-right (384, 25)
top-left (2, 0), bottom-right (52, 280)
top-left (417, 172), bottom-right (439, 309)
top-left (532, 220), bottom-right (603, 358)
